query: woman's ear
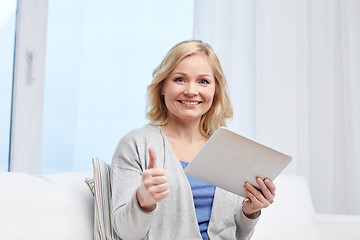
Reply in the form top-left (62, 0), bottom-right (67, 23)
top-left (160, 79), bottom-right (166, 95)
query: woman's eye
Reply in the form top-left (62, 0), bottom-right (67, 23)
top-left (200, 79), bottom-right (210, 84)
top-left (174, 77), bottom-right (184, 83)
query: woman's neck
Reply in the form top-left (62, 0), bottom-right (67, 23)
top-left (161, 118), bottom-right (208, 162)
top-left (161, 118), bottom-right (205, 143)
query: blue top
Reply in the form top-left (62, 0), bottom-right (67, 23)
top-left (180, 161), bottom-right (216, 240)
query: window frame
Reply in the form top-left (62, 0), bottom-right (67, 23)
top-left (10, 0), bottom-right (48, 174)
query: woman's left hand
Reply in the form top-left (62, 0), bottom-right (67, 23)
top-left (242, 177), bottom-right (276, 219)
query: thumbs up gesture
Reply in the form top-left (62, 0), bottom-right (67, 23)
top-left (136, 147), bottom-right (170, 212)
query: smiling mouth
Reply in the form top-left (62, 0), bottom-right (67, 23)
top-left (178, 100), bottom-right (202, 106)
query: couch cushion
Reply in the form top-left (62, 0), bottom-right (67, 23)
top-left (251, 174), bottom-right (319, 240)
top-left (91, 157), bottom-right (119, 240)
top-left (0, 171), bottom-right (93, 240)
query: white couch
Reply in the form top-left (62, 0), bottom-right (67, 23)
top-left (1, 171), bottom-right (359, 240)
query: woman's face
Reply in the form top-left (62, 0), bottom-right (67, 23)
top-left (161, 54), bottom-right (216, 123)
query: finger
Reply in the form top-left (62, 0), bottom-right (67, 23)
top-left (147, 184), bottom-right (170, 201)
top-left (243, 185), bottom-right (262, 207)
top-left (144, 168), bottom-right (166, 177)
top-left (153, 189), bottom-right (170, 202)
top-left (153, 182), bottom-right (169, 193)
top-left (243, 185), bottom-right (257, 202)
top-left (143, 177), bottom-right (165, 188)
top-left (145, 175), bottom-right (168, 186)
top-left (148, 147), bottom-right (157, 169)
top-left (256, 178), bottom-right (275, 203)
top-left (264, 178), bottom-right (276, 195)
top-left (245, 182), bottom-right (266, 203)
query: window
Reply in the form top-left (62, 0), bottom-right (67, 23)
top-left (40, 0), bottom-right (195, 173)
top-left (0, 0), bottom-right (16, 171)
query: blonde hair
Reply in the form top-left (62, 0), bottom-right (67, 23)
top-left (146, 40), bottom-right (233, 136)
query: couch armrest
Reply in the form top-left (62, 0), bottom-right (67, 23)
top-left (0, 171), bottom-right (94, 240)
top-left (316, 213), bottom-right (360, 240)
top-left (251, 174), bottom-right (319, 240)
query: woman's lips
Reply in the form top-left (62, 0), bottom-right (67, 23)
top-left (177, 100), bottom-right (202, 106)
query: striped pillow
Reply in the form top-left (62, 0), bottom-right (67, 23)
top-left (90, 157), bottom-right (119, 240)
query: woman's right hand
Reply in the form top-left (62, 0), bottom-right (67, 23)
top-left (136, 147), bottom-right (170, 212)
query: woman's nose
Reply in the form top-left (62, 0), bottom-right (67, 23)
top-left (184, 83), bottom-right (199, 96)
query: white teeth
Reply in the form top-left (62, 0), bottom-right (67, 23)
top-left (181, 101), bottom-right (199, 105)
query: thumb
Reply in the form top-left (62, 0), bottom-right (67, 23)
top-left (148, 147), bottom-right (157, 169)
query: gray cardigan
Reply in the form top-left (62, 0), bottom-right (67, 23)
top-left (111, 125), bottom-right (259, 240)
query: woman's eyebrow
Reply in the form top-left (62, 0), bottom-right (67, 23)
top-left (198, 74), bottom-right (213, 79)
top-left (169, 72), bottom-right (188, 76)
top-left (170, 72), bottom-right (213, 79)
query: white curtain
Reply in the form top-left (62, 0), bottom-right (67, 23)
top-left (193, 0), bottom-right (360, 215)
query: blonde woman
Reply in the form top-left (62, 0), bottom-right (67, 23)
top-left (111, 40), bottom-right (276, 240)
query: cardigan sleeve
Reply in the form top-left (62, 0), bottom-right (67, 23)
top-left (234, 198), bottom-right (260, 240)
top-left (110, 130), bottom-right (156, 239)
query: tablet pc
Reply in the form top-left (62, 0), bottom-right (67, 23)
top-left (184, 127), bottom-right (292, 198)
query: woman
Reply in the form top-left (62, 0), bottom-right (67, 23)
top-left (111, 40), bottom-right (276, 240)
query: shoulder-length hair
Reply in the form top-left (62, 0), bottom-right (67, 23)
top-left (146, 40), bottom-right (233, 136)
